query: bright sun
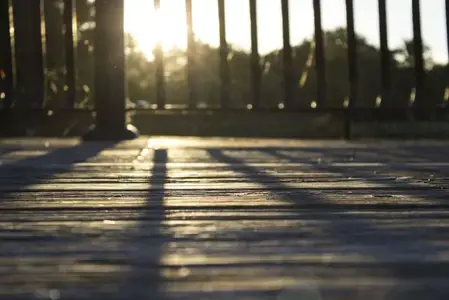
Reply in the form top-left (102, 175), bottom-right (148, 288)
top-left (123, 0), bottom-right (323, 61)
top-left (124, 0), bottom-right (449, 64)
top-left (124, 0), bottom-right (222, 60)
top-left (123, 0), bottom-right (286, 61)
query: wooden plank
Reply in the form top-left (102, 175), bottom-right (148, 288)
top-left (1, 137), bottom-right (449, 299)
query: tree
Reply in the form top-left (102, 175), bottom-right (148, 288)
top-left (7, 3), bottom-right (448, 117)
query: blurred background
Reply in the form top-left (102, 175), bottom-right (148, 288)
top-left (1, 0), bottom-right (449, 138)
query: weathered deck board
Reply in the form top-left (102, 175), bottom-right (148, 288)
top-left (1, 137), bottom-right (449, 299)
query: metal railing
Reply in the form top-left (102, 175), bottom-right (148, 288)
top-left (1, 0), bottom-right (449, 139)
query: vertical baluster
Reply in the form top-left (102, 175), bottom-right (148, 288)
top-left (63, 0), bottom-right (77, 108)
top-left (344, 0), bottom-right (358, 138)
top-left (378, 0), bottom-right (391, 109)
top-left (218, 0), bottom-right (230, 108)
top-left (12, 0), bottom-right (46, 108)
top-left (312, 0), bottom-right (326, 108)
top-left (445, 0), bottom-right (449, 109)
top-left (281, 0), bottom-right (293, 108)
top-left (185, 0), bottom-right (196, 108)
top-left (0, 0), bottom-right (14, 108)
top-left (154, 0), bottom-right (166, 109)
top-left (249, 0), bottom-right (261, 109)
top-left (411, 0), bottom-right (426, 111)
top-left (446, 0), bottom-right (449, 62)
top-left (84, 0), bottom-right (138, 140)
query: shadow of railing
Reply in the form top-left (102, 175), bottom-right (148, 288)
top-left (206, 148), bottom-right (449, 299)
top-left (117, 148), bottom-right (168, 298)
top-left (0, 141), bottom-right (169, 298)
top-left (0, 141), bottom-right (125, 298)
top-left (263, 146), bottom-right (449, 205)
top-left (0, 141), bottom-right (117, 196)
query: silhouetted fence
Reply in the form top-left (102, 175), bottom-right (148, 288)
top-left (1, 0), bottom-right (449, 139)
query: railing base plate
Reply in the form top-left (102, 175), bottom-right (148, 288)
top-left (82, 124), bottom-right (139, 141)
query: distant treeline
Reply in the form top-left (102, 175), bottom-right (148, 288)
top-left (3, 0), bottom-right (449, 111)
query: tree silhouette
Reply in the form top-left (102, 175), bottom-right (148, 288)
top-left (4, 1), bottom-right (448, 116)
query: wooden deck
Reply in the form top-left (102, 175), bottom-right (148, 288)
top-left (1, 137), bottom-right (449, 299)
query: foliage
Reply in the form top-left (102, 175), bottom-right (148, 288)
top-left (6, 0), bottom-right (449, 111)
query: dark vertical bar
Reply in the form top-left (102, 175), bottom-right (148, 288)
top-left (281, 0), bottom-right (293, 108)
top-left (74, 0), bottom-right (93, 107)
top-left (12, 0), bottom-right (46, 108)
top-left (249, 0), bottom-right (261, 109)
top-left (446, 0), bottom-right (449, 107)
top-left (185, 0), bottom-right (196, 108)
top-left (345, 0), bottom-right (358, 107)
top-left (63, 0), bottom-right (77, 108)
top-left (446, 0), bottom-right (449, 66)
top-left (218, 0), bottom-right (230, 108)
top-left (412, 0), bottom-right (425, 109)
top-left (344, 0), bottom-right (357, 138)
top-left (378, 0), bottom-right (391, 108)
top-left (87, 0), bottom-right (137, 139)
top-left (154, 0), bottom-right (166, 109)
top-left (44, 0), bottom-right (64, 107)
top-left (0, 0), bottom-right (14, 109)
top-left (312, 0), bottom-right (326, 107)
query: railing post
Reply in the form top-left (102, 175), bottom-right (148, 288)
top-left (281, 0), bottom-right (294, 108)
top-left (83, 0), bottom-right (139, 140)
top-left (11, 0), bottom-right (46, 108)
top-left (63, 0), bottom-right (77, 108)
top-left (344, 0), bottom-right (358, 139)
top-left (313, 0), bottom-right (326, 108)
top-left (217, 0), bottom-right (230, 109)
top-left (378, 0), bottom-right (391, 108)
top-left (411, 0), bottom-right (426, 113)
top-left (0, 0), bottom-right (14, 109)
top-left (185, 0), bottom-right (196, 109)
top-left (154, 0), bottom-right (166, 109)
top-left (249, 0), bottom-right (261, 109)
top-left (446, 0), bottom-right (449, 111)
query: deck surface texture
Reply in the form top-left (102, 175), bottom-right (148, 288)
top-left (1, 137), bottom-right (449, 299)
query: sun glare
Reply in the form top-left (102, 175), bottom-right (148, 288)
top-left (123, 0), bottom-right (309, 62)
top-left (124, 0), bottom-right (273, 61)
top-left (124, 0), bottom-right (217, 60)
top-left (124, 0), bottom-right (294, 61)
top-left (124, 0), bottom-right (182, 59)
top-left (124, 0), bottom-right (449, 63)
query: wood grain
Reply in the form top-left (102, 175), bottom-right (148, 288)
top-left (1, 137), bottom-right (449, 299)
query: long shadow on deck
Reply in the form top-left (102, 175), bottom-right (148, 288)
top-left (0, 141), bottom-right (117, 194)
top-left (0, 142), bottom-right (169, 299)
top-left (264, 146), bottom-right (449, 203)
top-left (207, 148), bottom-right (449, 300)
top-left (118, 148), bottom-right (168, 299)
top-left (0, 141), bottom-right (119, 299)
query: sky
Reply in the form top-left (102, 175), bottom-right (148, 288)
top-left (124, 0), bottom-right (448, 62)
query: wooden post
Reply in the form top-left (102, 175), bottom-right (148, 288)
top-left (313, 0), bottom-right (326, 108)
top-left (12, 0), bottom-right (46, 108)
top-left (63, 0), bottom-right (77, 108)
top-left (0, 0), bottom-right (14, 109)
top-left (281, 0), bottom-right (293, 108)
top-left (411, 0), bottom-right (426, 112)
top-left (344, 0), bottom-right (357, 139)
top-left (83, 0), bottom-right (139, 140)
top-left (249, 0), bottom-right (261, 109)
top-left (217, 0), bottom-right (230, 109)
